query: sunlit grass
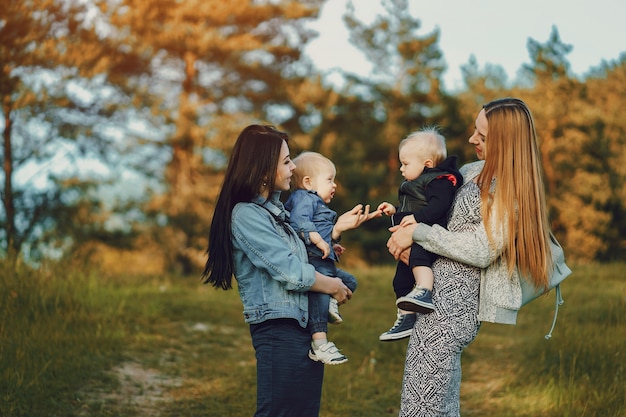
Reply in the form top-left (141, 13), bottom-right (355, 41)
top-left (1, 261), bottom-right (624, 416)
top-left (0, 261), bottom-right (129, 416)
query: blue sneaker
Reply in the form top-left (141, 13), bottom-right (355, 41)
top-left (396, 287), bottom-right (434, 314)
top-left (379, 310), bottom-right (416, 341)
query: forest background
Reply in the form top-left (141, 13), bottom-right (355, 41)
top-left (3, 0), bottom-right (626, 273)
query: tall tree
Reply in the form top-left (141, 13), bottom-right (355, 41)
top-left (517, 27), bottom-right (614, 261)
top-left (97, 0), bottom-right (325, 273)
top-left (447, 27), bottom-right (626, 262)
top-left (300, 0), bottom-right (452, 262)
top-left (454, 56), bottom-right (510, 163)
top-left (0, 0), bottom-right (135, 260)
top-left (570, 55), bottom-right (626, 261)
top-left (341, 0), bottom-right (447, 190)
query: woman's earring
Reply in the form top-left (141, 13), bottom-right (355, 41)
top-left (262, 181), bottom-right (267, 187)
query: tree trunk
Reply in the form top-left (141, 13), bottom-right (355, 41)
top-left (2, 101), bottom-right (16, 258)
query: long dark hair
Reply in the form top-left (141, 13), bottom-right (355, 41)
top-left (202, 125), bottom-right (289, 289)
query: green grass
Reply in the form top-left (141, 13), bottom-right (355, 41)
top-left (1, 261), bottom-right (624, 416)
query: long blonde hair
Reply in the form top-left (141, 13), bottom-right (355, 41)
top-left (477, 98), bottom-right (552, 290)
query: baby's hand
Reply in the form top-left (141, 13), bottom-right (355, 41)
top-left (309, 231), bottom-right (331, 259)
top-left (316, 240), bottom-right (331, 259)
top-left (399, 215), bottom-right (417, 227)
top-left (377, 202), bottom-right (396, 216)
top-left (333, 243), bottom-right (346, 258)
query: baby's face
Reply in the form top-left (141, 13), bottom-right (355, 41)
top-left (310, 165), bottom-right (337, 204)
top-left (399, 142), bottom-right (429, 181)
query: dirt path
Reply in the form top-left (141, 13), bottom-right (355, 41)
top-left (75, 321), bottom-right (217, 416)
top-left (76, 361), bottom-right (183, 416)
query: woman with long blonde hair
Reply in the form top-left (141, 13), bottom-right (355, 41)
top-left (387, 98), bottom-right (552, 416)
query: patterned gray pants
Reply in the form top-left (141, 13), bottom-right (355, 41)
top-left (399, 257), bottom-right (481, 417)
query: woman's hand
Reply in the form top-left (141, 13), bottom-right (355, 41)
top-left (311, 272), bottom-right (352, 304)
top-left (330, 282), bottom-right (352, 305)
top-left (332, 204), bottom-right (382, 240)
top-left (387, 221), bottom-right (418, 260)
top-left (396, 248), bottom-right (410, 265)
top-left (399, 214), bottom-right (416, 227)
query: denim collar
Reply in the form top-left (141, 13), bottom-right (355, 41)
top-left (252, 192), bottom-right (288, 222)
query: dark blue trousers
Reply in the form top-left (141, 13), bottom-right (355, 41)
top-left (307, 256), bottom-right (357, 334)
top-left (250, 318), bottom-right (324, 417)
top-left (393, 243), bottom-right (438, 298)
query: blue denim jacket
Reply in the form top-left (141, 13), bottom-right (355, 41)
top-left (231, 192), bottom-right (316, 328)
top-left (285, 189), bottom-right (338, 261)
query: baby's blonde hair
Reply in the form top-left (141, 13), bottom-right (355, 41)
top-left (291, 151), bottom-right (336, 190)
top-left (399, 127), bottom-right (447, 166)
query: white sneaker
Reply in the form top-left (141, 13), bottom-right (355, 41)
top-left (308, 341), bottom-right (348, 365)
top-left (328, 298), bottom-right (343, 324)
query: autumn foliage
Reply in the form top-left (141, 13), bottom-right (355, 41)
top-left (2, 0), bottom-right (625, 272)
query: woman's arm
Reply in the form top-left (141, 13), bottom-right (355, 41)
top-left (233, 204), bottom-right (317, 290)
top-left (414, 222), bottom-right (504, 268)
top-left (309, 271), bottom-right (352, 304)
top-left (388, 212), bottom-right (507, 268)
top-left (332, 204), bottom-right (381, 241)
top-left (233, 203), bottom-right (351, 303)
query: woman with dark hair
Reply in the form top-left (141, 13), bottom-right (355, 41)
top-left (203, 125), bottom-right (376, 417)
top-left (387, 98), bottom-right (552, 416)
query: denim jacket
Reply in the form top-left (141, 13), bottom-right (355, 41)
top-left (231, 192), bottom-right (316, 328)
top-left (285, 189), bottom-right (338, 261)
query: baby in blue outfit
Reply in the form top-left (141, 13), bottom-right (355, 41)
top-left (285, 152), bottom-right (357, 365)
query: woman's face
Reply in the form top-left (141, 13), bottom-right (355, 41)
top-left (274, 140), bottom-right (296, 191)
top-left (469, 109), bottom-right (488, 160)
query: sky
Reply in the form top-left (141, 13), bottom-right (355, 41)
top-left (304, 0), bottom-right (626, 91)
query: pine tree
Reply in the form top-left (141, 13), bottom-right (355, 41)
top-left (98, 0), bottom-right (325, 273)
top-left (518, 27), bottom-right (613, 261)
top-left (303, 0), bottom-right (450, 262)
top-left (0, 0), bottom-right (126, 260)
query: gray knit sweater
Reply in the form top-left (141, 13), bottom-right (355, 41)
top-left (412, 160), bottom-right (522, 324)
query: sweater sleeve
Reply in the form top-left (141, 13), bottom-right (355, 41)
top-left (412, 206), bottom-right (508, 268)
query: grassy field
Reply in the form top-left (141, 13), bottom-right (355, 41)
top-left (1, 260), bottom-right (624, 417)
